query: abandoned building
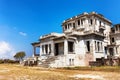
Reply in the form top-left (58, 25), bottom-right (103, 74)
top-left (30, 12), bottom-right (120, 67)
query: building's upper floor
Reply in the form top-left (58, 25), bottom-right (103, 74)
top-left (110, 24), bottom-right (120, 45)
top-left (111, 24), bottom-right (120, 34)
top-left (62, 12), bottom-right (112, 37)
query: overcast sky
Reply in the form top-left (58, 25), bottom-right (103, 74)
top-left (0, 0), bottom-right (120, 59)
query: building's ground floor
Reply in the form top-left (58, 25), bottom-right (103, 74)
top-left (30, 33), bottom-right (120, 67)
top-left (30, 38), bottom-right (113, 67)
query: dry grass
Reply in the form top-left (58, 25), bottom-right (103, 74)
top-left (0, 64), bottom-right (120, 80)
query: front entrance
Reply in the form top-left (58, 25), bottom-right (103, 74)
top-left (55, 43), bottom-right (59, 56)
top-left (54, 43), bottom-right (64, 56)
top-left (109, 48), bottom-right (114, 56)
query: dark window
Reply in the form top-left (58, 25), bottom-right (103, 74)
top-left (101, 42), bottom-right (103, 51)
top-left (49, 44), bottom-right (51, 54)
top-left (69, 59), bottom-right (71, 65)
top-left (95, 19), bottom-right (97, 24)
top-left (73, 23), bottom-right (75, 29)
top-left (119, 25), bottom-right (120, 31)
top-left (78, 20), bottom-right (80, 25)
top-left (116, 26), bottom-right (118, 31)
top-left (95, 41), bottom-right (97, 50)
top-left (112, 38), bottom-right (115, 42)
top-left (45, 45), bottom-right (48, 54)
top-left (68, 41), bottom-right (74, 52)
top-left (68, 23), bottom-right (71, 29)
top-left (65, 25), bottom-right (67, 30)
top-left (68, 23), bottom-right (71, 27)
top-left (99, 21), bottom-right (101, 26)
top-left (72, 59), bottom-right (74, 65)
top-left (42, 45), bottom-right (44, 53)
top-left (86, 41), bottom-right (90, 52)
top-left (69, 59), bottom-right (74, 66)
top-left (90, 19), bottom-right (93, 25)
top-left (111, 29), bottom-right (115, 33)
top-left (109, 48), bottom-right (114, 56)
top-left (97, 42), bottom-right (100, 51)
top-left (81, 19), bottom-right (83, 25)
top-left (104, 47), bottom-right (107, 54)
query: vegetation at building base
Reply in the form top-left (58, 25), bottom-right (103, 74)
top-left (62, 66), bottom-right (120, 72)
top-left (0, 59), bottom-right (19, 64)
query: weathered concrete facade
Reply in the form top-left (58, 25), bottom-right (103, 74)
top-left (31, 12), bottom-right (120, 67)
top-left (109, 24), bottom-right (120, 57)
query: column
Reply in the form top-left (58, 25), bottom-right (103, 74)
top-left (93, 18), bottom-right (96, 31)
top-left (99, 42), bottom-right (100, 52)
top-left (40, 45), bottom-right (42, 56)
top-left (92, 40), bottom-right (96, 61)
top-left (80, 19), bottom-right (81, 26)
top-left (114, 47), bottom-right (117, 55)
top-left (67, 24), bottom-right (69, 30)
top-left (64, 39), bottom-right (68, 55)
top-left (43, 45), bottom-right (46, 55)
top-left (116, 47), bottom-right (118, 54)
top-left (101, 42), bottom-right (103, 52)
top-left (51, 42), bottom-right (54, 56)
top-left (33, 46), bottom-right (36, 57)
top-left (99, 42), bottom-right (101, 52)
top-left (48, 44), bottom-right (49, 55)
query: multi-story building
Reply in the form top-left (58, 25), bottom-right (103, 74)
top-left (109, 24), bottom-right (120, 57)
top-left (31, 12), bottom-right (119, 67)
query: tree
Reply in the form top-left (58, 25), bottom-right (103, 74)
top-left (14, 51), bottom-right (26, 62)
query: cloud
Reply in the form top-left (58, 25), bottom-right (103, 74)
top-left (0, 41), bottom-right (15, 59)
top-left (19, 32), bottom-right (27, 36)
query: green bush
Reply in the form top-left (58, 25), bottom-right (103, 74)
top-left (0, 59), bottom-right (19, 64)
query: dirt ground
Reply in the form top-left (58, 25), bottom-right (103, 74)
top-left (0, 64), bottom-right (120, 80)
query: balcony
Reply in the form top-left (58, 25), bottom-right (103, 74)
top-left (99, 25), bottom-right (105, 30)
top-left (110, 31), bottom-right (120, 36)
top-left (76, 26), bottom-right (85, 30)
top-left (64, 29), bottom-right (72, 33)
top-left (111, 42), bottom-right (116, 45)
top-left (84, 30), bottom-right (105, 37)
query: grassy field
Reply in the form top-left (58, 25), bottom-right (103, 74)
top-left (0, 64), bottom-right (120, 80)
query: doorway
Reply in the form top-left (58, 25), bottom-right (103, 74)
top-left (109, 48), bottom-right (114, 56)
top-left (54, 43), bottom-right (64, 56)
top-left (55, 43), bottom-right (59, 56)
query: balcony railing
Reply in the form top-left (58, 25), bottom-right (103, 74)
top-left (84, 30), bottom-right (105, 36)
top-left (99, 25), bottom-right (105, 30)
top-left (76, 26), bottom-right (85, 30)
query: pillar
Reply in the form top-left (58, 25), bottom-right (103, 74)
top-left (43, 45), bottom-right (45, 55)
top-left (99, 42), bottom-right (101, 52)
top-left (64, 39), bottom-right (68, 55)
top-left (116, 47), bottom-right (118, 54)
top-left (51, 42), bottom-right (54, 56)
top-left (33, 46), bottom-right (36, 57)
top-left (93, 18), bottom-right (96, 30)
top-left (48, 44), bottom-right (49, 55)
top-left (40, 45), bottom-right (42, 56)
top-left (92, 40), bottom-right (96, 61)
top-left (114, 47), bottom-right (117, 55)
top-left (95, 41), bottom-right (98, 52)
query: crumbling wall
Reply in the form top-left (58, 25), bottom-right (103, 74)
top-left (85, 53), bottom-right (94, 66)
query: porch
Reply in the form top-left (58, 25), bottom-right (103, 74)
top-left (107, 45), bottom-right (118, 57)
top-left (40, 38), bottom-right (75, 57)
top-left (31, 42), bottom-right (40, 57)
top-left (54, 40), bottom-right (74, 56)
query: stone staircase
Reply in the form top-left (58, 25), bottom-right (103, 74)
top-left (38, 56), bottom-right (58, 68)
